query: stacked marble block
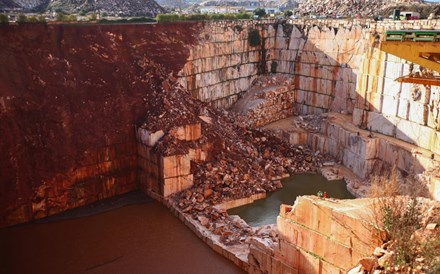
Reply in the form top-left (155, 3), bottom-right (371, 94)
top-left (353, 47), bottom-right (440, 155)
top-left (245, 83), bottom-right (295, 128)
top-left (247, 196), bottom-right (382, 274)
top-left (275, 197), bottom-right (382, 273)
top-left (137, 123), bottom-right (207, 197)
top-left (307, 116), bottom-right (438, 179)
top-left (265, 24), bottom-right (364, 115)
top-left (179, 24), bottom-right (262, 108)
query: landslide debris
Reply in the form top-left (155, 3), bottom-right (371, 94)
top-left (140, 72), bottom-right (328, 245)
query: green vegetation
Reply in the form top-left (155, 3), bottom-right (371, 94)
top-left (254, 8), bottom-right (266, 18)
top-left (88, 13), bottom-right (97, 21)
top-left (156, 12), bottom-right (251, 23)
top-left (16, 14), bottom-right (27, 24)
top-left (14, 14), bottom-right (46, 24)
top-left (248, 29), bottom-right (261, 47)
top-left (55, 12), bottom-right (77, 22)
top-left (0, 13), bottom-right (8, 25)
top-left (368, 167), bottom-right (439, 271)
top-left (270, 61), bottom-right (278, 73)
top-left (38, 15), bottom-right (46, 23)
top-left (233, 25), bottom-right (243, 33)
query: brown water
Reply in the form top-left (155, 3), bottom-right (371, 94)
top-left (0, 192), bottom-right (244, 274)
top-left (228, 173), bottom-right (355, 227)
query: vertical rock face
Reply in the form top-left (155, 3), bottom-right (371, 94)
top-left (179, 21), bottom-right (366, 114)
top-left (0, 23), bottom-right (203, 227)
top-left (179, 21), bottom-right (264, 109)
top-left (249, 196), bottom-right (383, 274)
top-left (181, 19), bottom-right (440, 198)
top-left (354, 40), bottom-right (440, 155)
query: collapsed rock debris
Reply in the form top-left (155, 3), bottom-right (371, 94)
top-left (138, 68), bottom-right (330, 244)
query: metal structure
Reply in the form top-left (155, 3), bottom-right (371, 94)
top-left (381, 30), bottom-right (440, 86)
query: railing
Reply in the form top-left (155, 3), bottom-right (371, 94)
top-left (385, 30), bottom-right (440, 42)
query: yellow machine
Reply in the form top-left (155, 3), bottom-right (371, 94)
top-left (381, 30), bottom-right (440, 85)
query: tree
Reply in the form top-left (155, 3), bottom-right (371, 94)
top-left (38, 15), bottom-right (46, 23)
top-left (0, 13), bottom-right (8, 25)
top-left (55, 12), bottom-right (64, 21)
top-left (254, 8), bottom-right (266, 18)
top-left (88, 13), bottom-right (97, 21)
top-left (27, 16), bottom-right (38, 23)
top-left (16, 13), bottom-right (27, 24)
top-left (284, 10), bottom-right (293, 17)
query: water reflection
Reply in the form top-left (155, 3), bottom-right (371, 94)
top-left (228, 174), bottom-right (355, 227)
top-left (0, 192), bottom-right (244, 274)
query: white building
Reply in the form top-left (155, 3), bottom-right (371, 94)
top-left (200, 6), bottom-right (245, 14)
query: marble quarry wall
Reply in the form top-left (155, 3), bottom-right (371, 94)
top-left (2, 18), bottom-right (440, 227)
top-left (0, 22), bottom-right (204, 227)
top-left (179, 19), bottom-right (440, 199)
top-left (248, 196), bottom-right (383, 274)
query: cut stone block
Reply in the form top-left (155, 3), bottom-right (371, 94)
top-left (352, 108), bottom-right (365, 126)
top-left (163, 174), bottom-right (194, 197)
top-left (366, 112), bottom-right (397, 137)
top-left (138, 128), bottom-right (164, 147)
top-left (396, 119), bottom-right (420, 145)
top-left (381, 95), bottom-right (398, 116)
top-left (169, 123), bottom-right (202, 141)
top-left (408, 102), bottom-right (426, 125)
top-left (161, 154), bottom-right (191, 179)
top-left (277, 197), bottom-right (382, 272)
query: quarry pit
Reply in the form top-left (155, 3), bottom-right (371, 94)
top-left (1, 19), bottom-right (440, 273)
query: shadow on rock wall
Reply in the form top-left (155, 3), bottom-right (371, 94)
top-left (0, 22), bottom-right (204, 227)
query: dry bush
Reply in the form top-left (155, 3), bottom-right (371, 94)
top-left (367, 166), bottom-right (438, 269)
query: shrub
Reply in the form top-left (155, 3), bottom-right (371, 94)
top-left (236, 12), bottom-right (251, 19)
top-left (156, 14), bottom-right (179, 22)
top-left (271, 61), bottom-right (278, 73)
top-left (233, 25), bottom-right (243, 32)
top-left (56, 13), bottom-right (77, 22)
top-left (248, 29), bottom-right (261, 47)
top-left (254, 8), bottom-right (266, 18)
top-left (284, 10), bottom-right (293, 17)
top-left (26, 16), bottom-right (39, 23)
top-left (16, 13), bottom-right (27, 24)
top-left (368, 167), bottom-right (439, 270)
top-left (88, 13), bottom-right (97, 21)
top-left (0, 13), bottom-right (9, 25)
top-left (38, 15), bottom-right (46, 23)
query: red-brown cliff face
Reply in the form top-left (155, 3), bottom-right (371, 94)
top-left (0, 22), bottom-right (203, 227)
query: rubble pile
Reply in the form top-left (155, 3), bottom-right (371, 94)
top-left (171, 116), bottom-right (324, 244)
top-left (295, 0), bottom-right (422, 17)
top-left (231, 75), bottom-right (295, 128)
top-left (138, 71), bottom-right (325, 245)
top-left (292, 114), bottom-right (325, 132)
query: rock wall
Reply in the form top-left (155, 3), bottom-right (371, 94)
top-left (179, 20), bottom-right (365, 113)
top-left (2, 18), bottom-right (440, 226)
top-left (0, 22), bottom-right (203, 227)
top-left (179, 20), bottom-right (272, 109)
top-left (308, 113), bottom-right (438, 181)
top-left (354, 44), bottom-right (440, 155)
top-left (248, 196), bottom-right (383, 274)
top-left (181, 19), bottom-right (440, 198)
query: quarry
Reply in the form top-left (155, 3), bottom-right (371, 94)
top-left (1, 18), bottom-right (440, 273)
